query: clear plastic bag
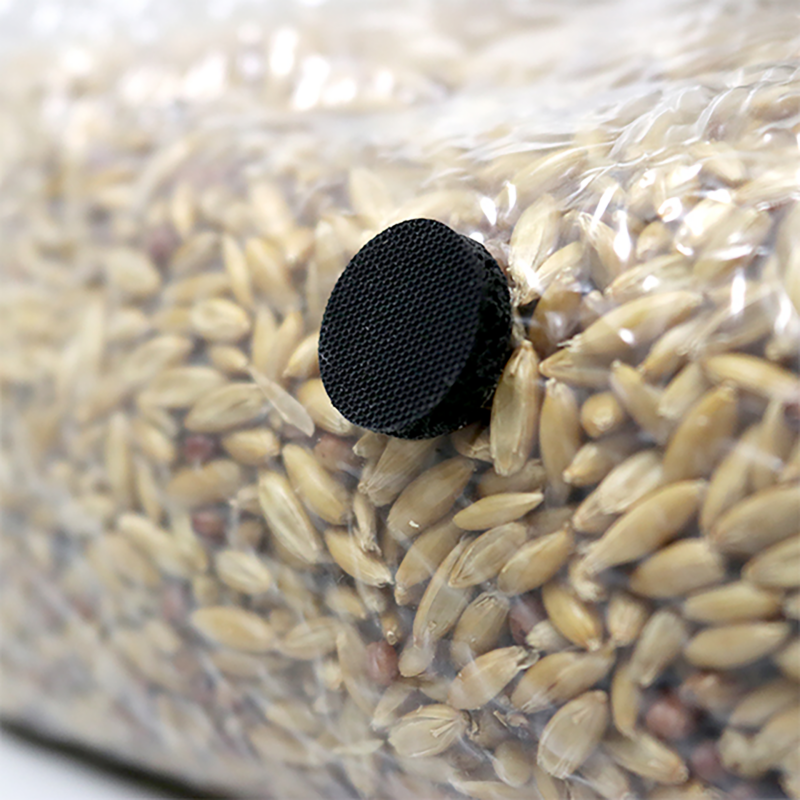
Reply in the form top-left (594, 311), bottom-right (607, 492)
top-left (1, 1), bottom-right (799, 798)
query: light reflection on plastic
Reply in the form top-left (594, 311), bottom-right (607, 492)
top-left (183, 53), bottom-right (227, 101)
top-left (323, 77), bottom-right (357, 106)
top-left (270, 27), bottom-right (298, 77)
top-left (707, 188), bottom-right (732, 203)
top-left (639, 169), bottom-right (656, 189)
top-left (373, 68), bottom-right (395, 98)
top-left (775, 294), bottom-right (795, 334)
top-left (469, 231), bottom-right (485, 244)
top-left (593, 182), bottom-right (617, 222)
top-left (293, 55), bottom-right (331, 110)
top-left (63, 47), bottom-right (94, 77)
top-left (505, 182), bottom-right (517, 214)
top-left (729, 272), bottom-right (747, 316)
top-left (613, 211), bottom-right (632, 262)
top-left (480, 196), bottom-right (497, 226)
top-left (618, 327), bottom-right (636, 346)
top-left (659, 197), bottom-right (683, 222)
top-left (641, 275), bottom-right (660, 292)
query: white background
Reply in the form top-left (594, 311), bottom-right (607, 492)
top-left (0, 727), bottom-right (176, 799)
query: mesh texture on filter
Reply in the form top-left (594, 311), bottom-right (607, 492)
top-left (319, 218), bottom-right (512, 439)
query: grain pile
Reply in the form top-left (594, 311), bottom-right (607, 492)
top-left (1, 1), bottom-right (799, 798)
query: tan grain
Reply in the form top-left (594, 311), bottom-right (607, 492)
top-left (190, 606), bottom-right (275, 653)
top-left (542, 581), bottom-right (603, 650)
top-left (490, 341), bottom-right (541, 477)
top-left (537, 691), bottom-right (609, 778)
top-left (579, 392), bottom-right (627, 439)
top-left (684, 622), bottom-right (790, 669)
top-left (662, 384), bottom-right (738, 482)
top-left (584, 480), bottom-right (705, 574)
top-left (453, 493), bottom-right (543, 531)
top-left (497, 527), bottom-right (574, 595)
top-left (511, 645), bottom-right (615, 713)
top-left (448, 646), bottom-right (535, 710)
top-left (540, 379), bottom-right (582, 503)
top-left (683, 581), bottom-right (782, 624)
top-left (258, 471), bottom-right (324, 565)
top-left (629, 609), bottom-right (687, 686)
top-left (388, 457), bottom-right (473, 540)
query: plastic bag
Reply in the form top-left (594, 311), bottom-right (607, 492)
top-left (1, 0), bottom-right (799, 797)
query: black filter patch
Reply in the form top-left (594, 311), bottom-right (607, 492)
top-left (318, 218), bottom-right (512, 439)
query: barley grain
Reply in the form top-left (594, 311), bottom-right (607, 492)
top-left (684, 581), bottom-right (782, 624)
top-left (662, 385), bottom-right (738, 482)
top-left (359, 437), bottom-right (438, 507)
top-left (580, 392), bottom-right (627, 438)
top-left (610, 658), bottom-right (641, 736)
top-left (167, 459), bottom-right (243, 507)
top-left (508, 195), bottom-right (560, 304)
top-left (283, 443), bottom-right (350, 524)
top-left (685, 622), bottom-right (790, 669)
top-left (279, 617), bottom-right (341, 660)
top-left (221, 428), bottom-right (279, 465)
top-left (511, 645), bottom-right (615, 713)
top-left (606, 591), bottom-right (649, 647)
top-left (497, 527), bottom-right (574, 595)
top-left (451, 591), bottom-right (510, 669)
top-left (584, 480), bottom-right (705, 574)
top-left (388, 704), bottom-right (468, 758)
top-left (221, 235), bottom-right (254, 310)
top-left (541, 379), bottom-right (582, 503)
top-left (629, 539), bottom-right (726, 598)
top-left (215, 549), bottom-right (273, 595)
top-left (699, 424), bottom-right (761, 532)
top-left (324, 529), bottom-right (392, 587)
top-left (742, 535), bottom-right (800, 589)
top-left (703, 353), bottom-right (800, 403)
top-left (185, 383), bottom-right (265, 433)
top-left (492, 740), bottom-right (533, 789)
top-left (258, 471), bottom-right (324, 565)
top-left (297, 378), bottom-right (354, 436)
top-left (453, 494), bottom-right (543, 531)
top-left (449, 523), bottom-right (527, 587)
top-left (394, 518), bottom-right (462, 604)
top-left (478, 460), bottom-right (547, 498)
top-left (413, 537), bottom-right (472, 642)
top-left (538, 691), bottom-right (609, 778)
top-left (490, 341), bottom-right (541, 477)
top-left (448, 646), bottom-right (535, 710)
top-left (563, 433), bottom-right (639, 487)
top-left (388, 457), bottom-right (473, 540)
top-left (774, 639), bottom-right (800, 682)
top-left (283, 332), bottom-right (320, 380)
top-left (609, 361), bottom-right (670, 444)
top-left (191, 298), bottom-right (251, 343)
top-left (604, 732), bottom-right (688, 785)
top-left (191, 606), bottom-right (275, 653)
top-left (208, 344), bottom-right (250, 375)
top-left (658, 362), bottom-right (711, 422)
top-left (539, 348), bottom-right (610, 389)
top-left (710, 484), bottom-right (800, 555)
top-left (569, 291), bottom-right (703, 357)
top-left (730, 679), bottom-right (800, 728)
top-left (629, 609), bottom-right (687, 687)
top-left (542, 581), bottom-right (603, 650)
top-left (751, 398), bottom-right (796, 490)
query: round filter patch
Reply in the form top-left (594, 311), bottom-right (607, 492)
top-left (319, 218), bottom-right (512, 439)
